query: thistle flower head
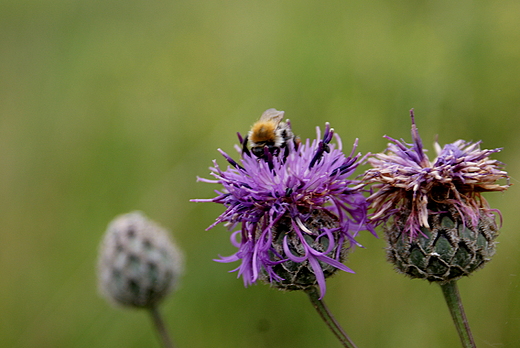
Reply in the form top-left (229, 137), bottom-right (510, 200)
top-left (365, 110), bottom-right (509, 239)
top-left (365, 110), bottom-right (509, 282)
top-left (97, 211), bottom-right (184, 308)
top-left (193, 118), bottom-right (375, 298)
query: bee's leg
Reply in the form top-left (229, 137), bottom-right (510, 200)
top-left (281, 144), bottom-right (290, 162)
top-left (264, 146), bottom-right (275, 171)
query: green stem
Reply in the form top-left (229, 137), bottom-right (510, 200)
top-left (305, 286), bottom-right (358, 348)
top-left (440, 281), bottom-right (476, 348)
top-left (148, 305), bottom-right (175, 348)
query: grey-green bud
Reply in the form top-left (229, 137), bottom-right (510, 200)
top-left (385, 204), bottom-right (498, 283)
top-left (97, 211), bottom-right (183, 308)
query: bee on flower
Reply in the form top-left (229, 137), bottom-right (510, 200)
top-left (193, 109), bottom-right (375, 298)
top-left (243, 108), bottom-right (298, 158)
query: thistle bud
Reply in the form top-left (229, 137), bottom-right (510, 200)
top-left (365, 110), bottom-right (509, 283)
top-left (97, 211), bottom-right (183, 308)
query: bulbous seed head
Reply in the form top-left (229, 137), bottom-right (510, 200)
top-left (98, 211), bottom-right (183, 308)
top-left (260, 209), bottom-right (349, 291)
top-left (385, 204), bottom-right (498, 283)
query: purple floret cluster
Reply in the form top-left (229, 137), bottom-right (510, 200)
top-left (193, 123), bottom-right (375, 297)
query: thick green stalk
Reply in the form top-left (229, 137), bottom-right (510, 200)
top-left (306, 286), bottom-right (358, 348)
top-left (440, 281), bottom-right (476, 348)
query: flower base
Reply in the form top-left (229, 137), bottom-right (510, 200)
top-left (385, 205), bottom-right (498, 283)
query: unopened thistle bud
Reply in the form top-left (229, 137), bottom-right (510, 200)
top-left (193, 111), bottom-right (376, 298)
top-left (365, 110), bottom-right (509, 283)
top-left (97, 211), bottom-right (183, 308)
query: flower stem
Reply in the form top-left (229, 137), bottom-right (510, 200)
top-left (148, 305), bottom-right (176, 348)
top-left (305, 286), bottom-right (358, 348)
top-left (440, 281), bottom-right (476, 348)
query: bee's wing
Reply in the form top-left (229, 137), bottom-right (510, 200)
top-left (259, 108), bottom-right (285, 124)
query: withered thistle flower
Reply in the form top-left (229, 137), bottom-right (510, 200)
top-left (193, 120), bottom-right (375, 298)
top-left (365, 110), bottom-right (509, 283)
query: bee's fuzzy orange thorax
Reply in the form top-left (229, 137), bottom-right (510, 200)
top-left (249, 121), bottom-right (277, 143)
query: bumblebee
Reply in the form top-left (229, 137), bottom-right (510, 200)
top-left (244, 109), bottom-right (296, 158)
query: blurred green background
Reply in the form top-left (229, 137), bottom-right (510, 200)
top-left (1, 1), bottom-right (519, 347)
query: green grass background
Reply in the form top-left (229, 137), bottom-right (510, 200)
top-left (1, 1), bottom-right (519, 347)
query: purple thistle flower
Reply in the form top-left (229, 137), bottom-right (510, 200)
top-left (365, 110), bottom-right (509, 282)
top-left (193, 121), bottom-right (375, 298)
